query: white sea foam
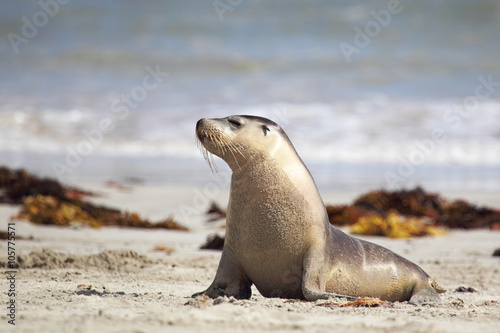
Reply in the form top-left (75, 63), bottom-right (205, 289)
top-left (1, 100), bottom-right (499, 167)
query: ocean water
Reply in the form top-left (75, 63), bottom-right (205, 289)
top-left (0, 0), bottom-right (499, 192)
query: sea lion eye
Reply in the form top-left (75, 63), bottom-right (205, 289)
top-left (262, 125), bottom-right (270, 135)
top-left (228, 119), bottom-right (242, 128)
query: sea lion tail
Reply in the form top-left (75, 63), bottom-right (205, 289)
top-left (430, 278), bottom-right (446, 294)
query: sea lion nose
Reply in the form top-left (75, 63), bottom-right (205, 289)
top-left (196, 118), bottom-right (210, 142)
top-left (196, 118), bottom-right (207, 131)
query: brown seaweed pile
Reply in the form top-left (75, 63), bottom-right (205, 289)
top-left (0, 166), bottom-right (92, 204)
top-left (14, 194), bottom-right (188, 230)
top-left (153, 245), bottom-right (176, 254)
top-left (200, 234), bottom-right (225, 250)
top-left (327, 187), bottom-right (500, 230)
top-left (318, 297), bottom-right (386, 308)
top-left (0, 231), bottom-right (32, 240)
top-left (2, 166), bottom-right (188, 231)
top-left (206, 201), bottom-right (227, 222)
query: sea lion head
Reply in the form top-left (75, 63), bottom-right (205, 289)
top-left (196, 115), bottom-right (293, 171)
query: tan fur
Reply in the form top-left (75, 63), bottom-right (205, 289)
top-left (193, 115), bottom-right (445, 304)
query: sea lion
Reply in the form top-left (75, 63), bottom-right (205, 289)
top-left (193, 115), bottom-right (445, 304)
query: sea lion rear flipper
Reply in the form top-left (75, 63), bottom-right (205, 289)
top-left (430, 278), bottom-right (446, 294)
top-left (408, 287), bottom-right (441, 305)
top-left (408, 277), bottom-right (443, 305)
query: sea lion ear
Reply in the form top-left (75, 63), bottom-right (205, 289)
top-left (262, 125), bottom-right (270, 136)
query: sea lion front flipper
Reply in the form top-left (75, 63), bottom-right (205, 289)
top-left (192, 244), bottom-right (252, 300)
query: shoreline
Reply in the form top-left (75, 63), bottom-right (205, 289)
top-left (1, 151), bottom-right (499, 192)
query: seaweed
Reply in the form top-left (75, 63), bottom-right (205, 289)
top-left (455, 286), bottom-right (477, 293)
top-left (350, 211), bottom-right (447, 238)
top-left (436, 199), bottom-right (500, 229)
top-left (341, 297), bottom-right (386, 308)
top-left (325, 205), bottom-right (372, 227)
top-left (200, 234), bottom-right (225, 250)
top-left (153, 245), bottom-right (176, 254)
top-left (354, 187), bottom-right (443, 218)
top-left (13, 194), bottom-right (188, 231)
top-left (0, 166), bottom-right (81, 204)
top-left (328, 187), bottom-right (500, 230)
top-left (1, 167), bottom-right (188, 231)
top-left (318, 297), bottom-right (386, 308)
top-left (206, 201), bottom-right (227, 222)
top-left (15, 195), bottom-right (101, 228)
top-left (0, 231), bottom-right (32, 240)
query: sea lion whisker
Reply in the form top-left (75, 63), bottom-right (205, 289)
top-left (232, 142), bottom-right (246, 158)
top-left (226, 143), bottom-right (242, 170)
top-left (196, 134), bottom-right (219, 173)
top-left (231, 142), bottom-right (248, 171)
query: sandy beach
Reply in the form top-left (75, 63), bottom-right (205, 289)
top-left (1, 183), bottom-right (499, 333)
top-left (2, 1), bottom-right (500, 332)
